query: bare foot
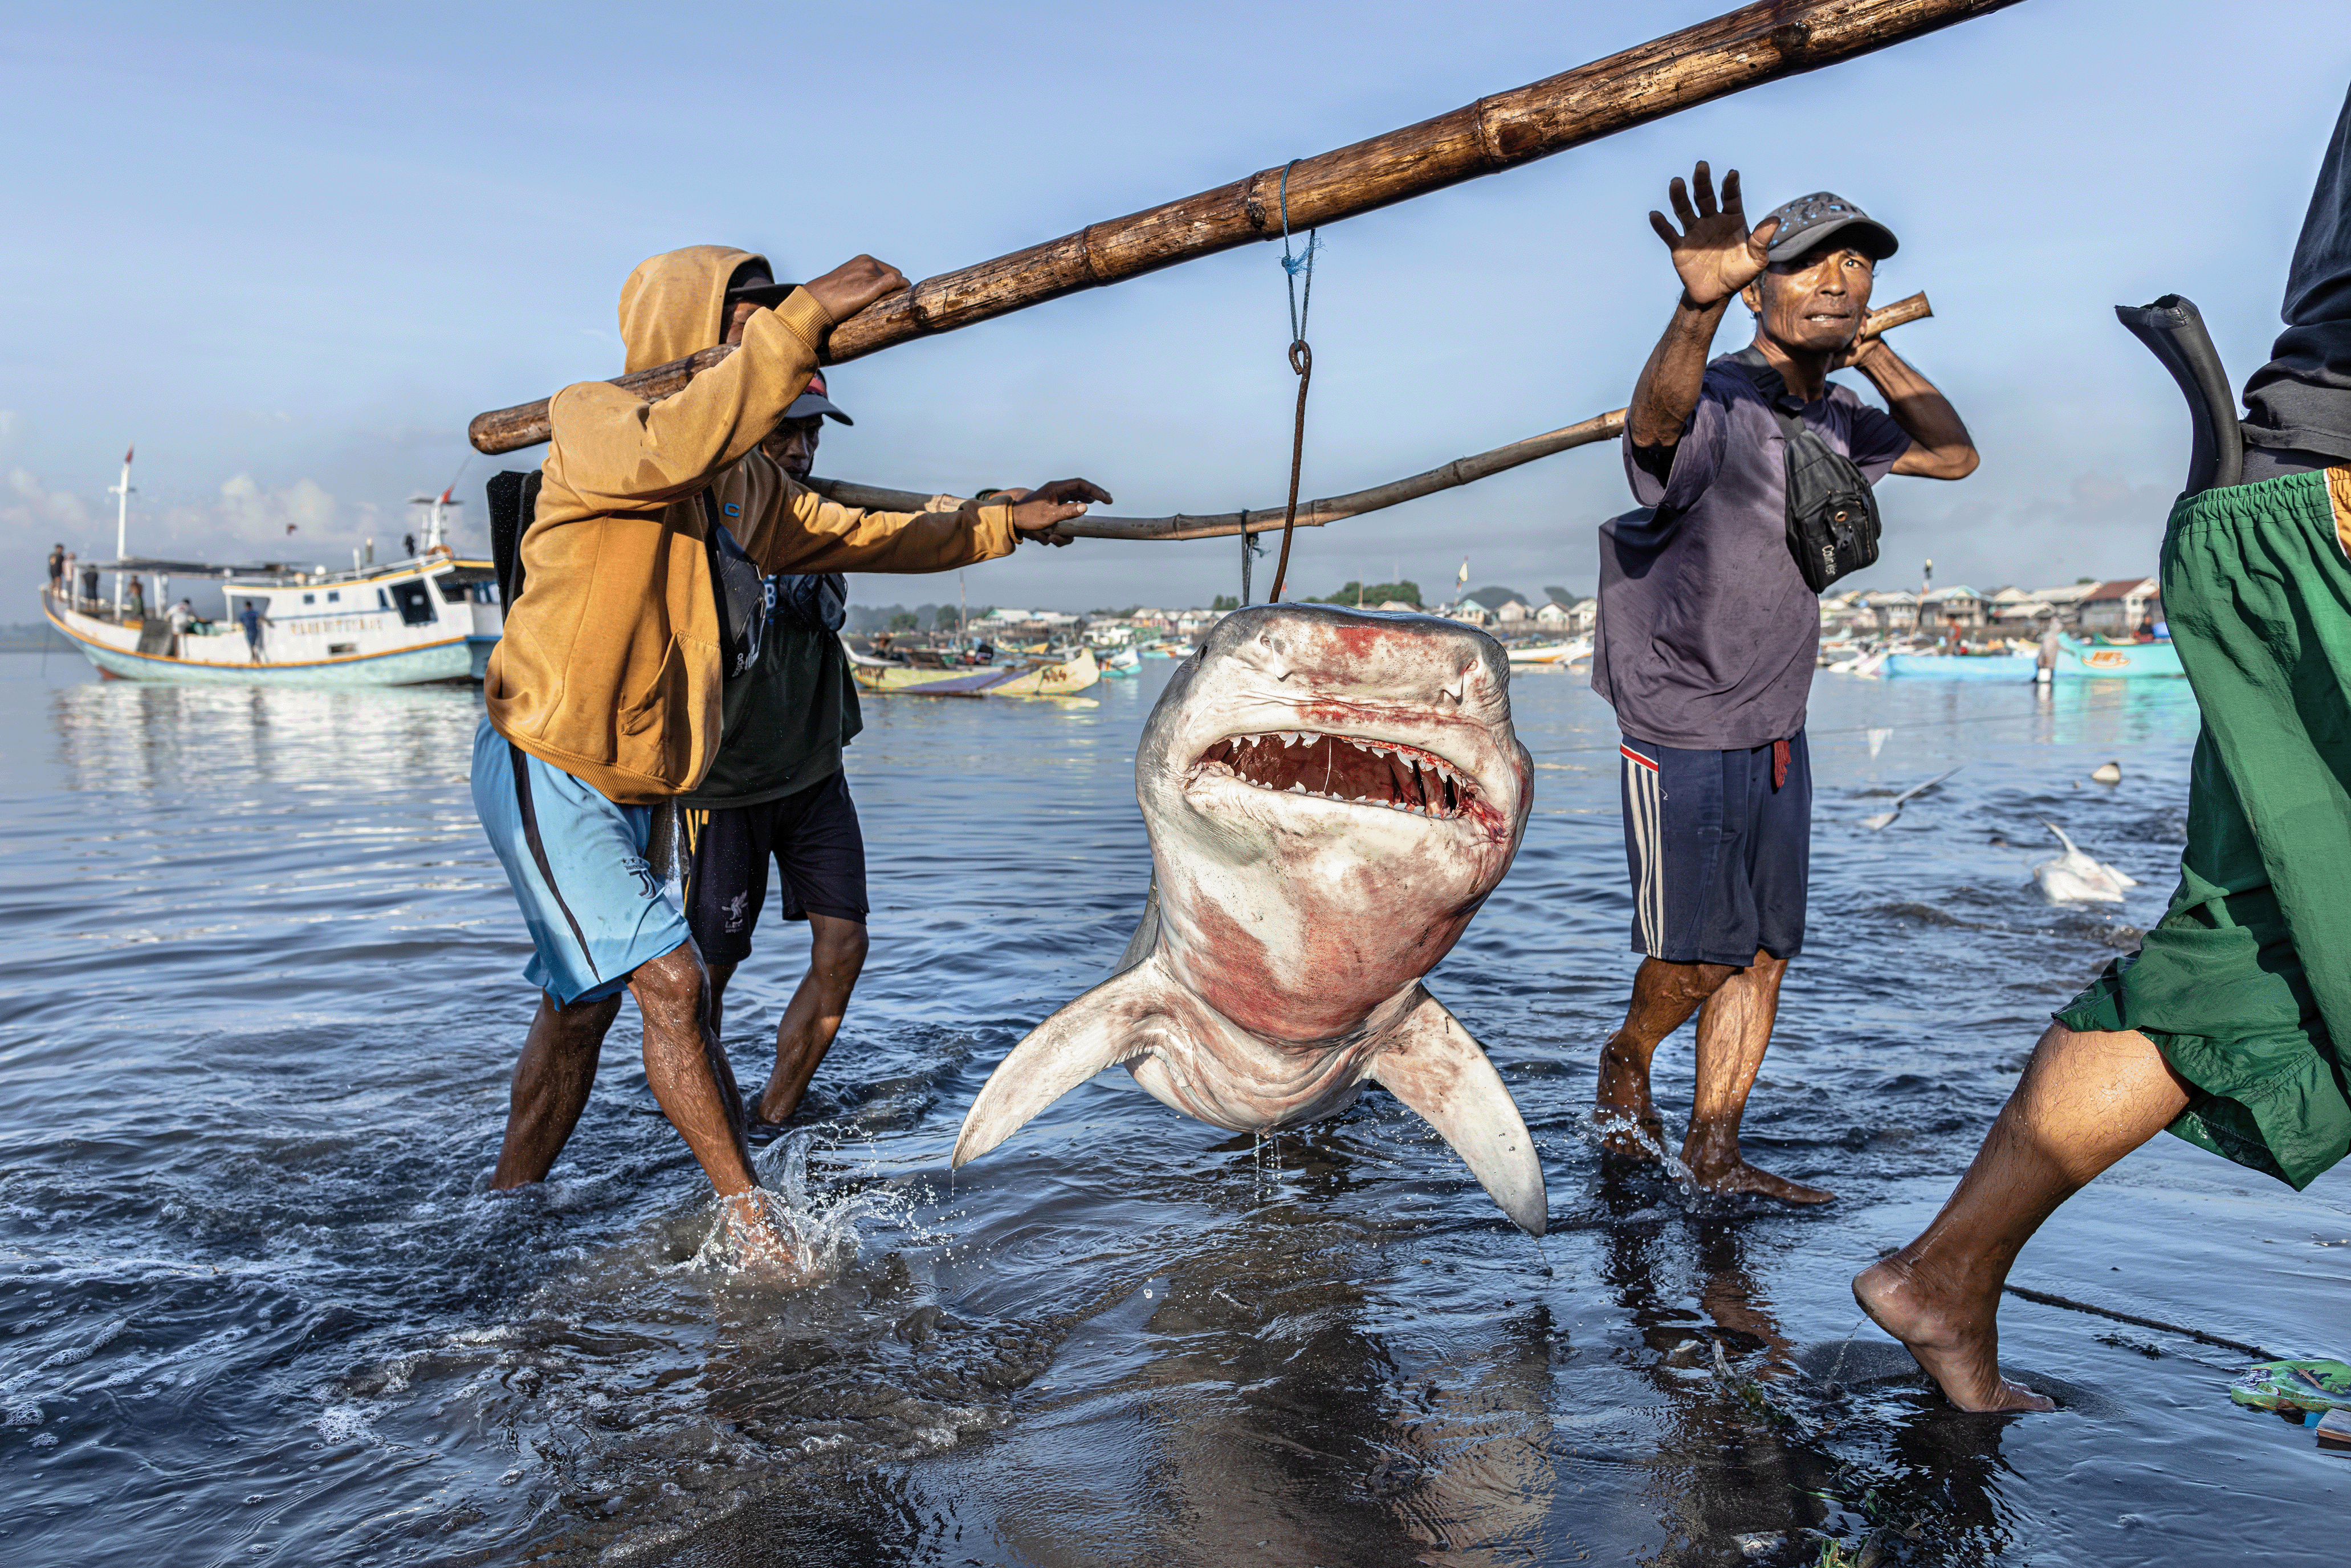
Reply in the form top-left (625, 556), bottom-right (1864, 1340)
top-left (1852, 1256), bottom-right (2054, 1412)
top-left (1595, 1047), bottom-right (1664, 1160)
top-left (718, 1191), bottom-right (818, 1287)
top-left (1688, 1155), bottom-right (1836, 1204)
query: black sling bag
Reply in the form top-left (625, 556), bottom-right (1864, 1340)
top-left (698, 490), bottom-right (768, 679)
top-left (1726, 347), bottom-right (1881, 593)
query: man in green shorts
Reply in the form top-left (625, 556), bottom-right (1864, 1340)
top-left (1856, 84), bottom-right (2351, 1410)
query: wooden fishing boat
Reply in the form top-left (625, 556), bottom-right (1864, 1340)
top-left (43, 551), bottom-right (502, 686)
top-left (1505, 637), bottom-right (1590, 665)
top-left (850, 646), bottom-right (1101, 698)
top-left (1880, 652), bottom-right (2039, 681)
top-left (2056, 636), bottom-right (2183, 678)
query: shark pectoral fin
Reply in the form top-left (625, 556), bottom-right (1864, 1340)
top-left (951, 955), bottom-right (1172, 1168)
top-left (1367, 989), bottom-right (1548, 1236)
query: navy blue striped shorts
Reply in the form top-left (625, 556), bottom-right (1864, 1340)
top-left (1618, 730), bottom-right (1810, 966)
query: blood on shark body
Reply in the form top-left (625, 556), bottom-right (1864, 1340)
top-left (952, 603), bottom-right (1549, 1235)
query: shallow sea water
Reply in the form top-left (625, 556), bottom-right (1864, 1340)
top-left (2, 644), bottom-right (2346, 1567)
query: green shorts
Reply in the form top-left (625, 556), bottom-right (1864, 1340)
top-left (2056, 468), bottom-right (2351, 1190)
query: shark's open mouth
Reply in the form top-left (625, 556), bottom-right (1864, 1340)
top-left (1193, 730), bottom-right (1479, 819)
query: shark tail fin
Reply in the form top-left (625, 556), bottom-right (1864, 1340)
top-left (951, 953), bottom-right (1172, 1168)
top-left (1368, 988), bottom-right (1548, 1236)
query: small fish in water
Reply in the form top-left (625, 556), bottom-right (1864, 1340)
top-left (2091, 760), bottom-right (2123, 785)
top-left (952, 604), bottom-right (1546, 1234)
top-left (2033, 820), bottom-right (2138, 904)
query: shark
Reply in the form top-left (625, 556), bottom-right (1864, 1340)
top-left (951, 602), bottom-right (1547, 1234)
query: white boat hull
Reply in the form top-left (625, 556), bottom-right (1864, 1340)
top-left (44, 566), bottom-right (492, 687)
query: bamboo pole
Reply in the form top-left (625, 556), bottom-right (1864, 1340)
top-left (808, 293), bottom-right (1930, 541)
top-left (467, 0), bottom-right (2018, 454)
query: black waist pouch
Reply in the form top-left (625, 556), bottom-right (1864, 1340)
top-left (698, 491), bottom-right (768, 678)
top-left (771, 572), bottom-right (846, 634)
top-left (1728, 347), bottom-right (1881, 593)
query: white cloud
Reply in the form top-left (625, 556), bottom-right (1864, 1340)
top-left (2, 467), bottom-right (93, 534)
top-left (212, 473), bottom-right (339, 543)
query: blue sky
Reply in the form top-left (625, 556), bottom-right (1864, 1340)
top-left (3, 0), bottom-right (2346, 612)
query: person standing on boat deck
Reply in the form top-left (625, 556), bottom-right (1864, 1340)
top-left (237, 599), bottom-right (266, 662)
top-left (472, 245), bottom-right (1106, 1265)
top-left (675, 375), bottom-right (1075, 1126)
top-left (1590, 161), bottom-right (1978, 1202)
top-left (125, 576), bottom-right (146, 620)
top-left (168, 598), bottom-right (194, 655)
top-left (1859, 82), bottom-right (2351, 1413)
top-left (46, 544), bottom-right (63, 601)
top-left (78, 563), bottom-right (96, 610)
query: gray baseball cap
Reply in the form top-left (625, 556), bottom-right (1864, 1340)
top-left (1759, 192), bottom-right (1898, 263)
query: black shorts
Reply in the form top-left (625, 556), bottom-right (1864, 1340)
top-left (684, 770), bottom-right (868, 965)
top-left (1618, 731), bottom-right (1810, 965)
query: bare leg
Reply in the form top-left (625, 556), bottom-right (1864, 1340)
top-left (1682, 950), bottom-right (1831, 1203)
top-left (489, 989), bottom-right (624, 1188)
top-left (629, 941), bottom-right (756, 1195)
top-left (1854, 1022), bottom-right (2191, 1411)
top-left (756, 914), bottom-right (869, 1124)
top-left (1597, 957), bottom-right (1735, 1158)
top-left (629, 941), bottom-right (811, 1274)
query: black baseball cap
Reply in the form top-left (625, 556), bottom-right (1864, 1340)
top-left (787, 370), bottom-right (853, 426)
top-left (1759, 192), bottom-right (1898, 263)
top-left (723, 262), bottom-right (799, 306)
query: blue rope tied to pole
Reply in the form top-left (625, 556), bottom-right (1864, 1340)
top-left (1266, 160), bottom-right (1319, 602)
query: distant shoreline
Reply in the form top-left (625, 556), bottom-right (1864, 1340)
top-left (0, 624), bottom-right (72, 652)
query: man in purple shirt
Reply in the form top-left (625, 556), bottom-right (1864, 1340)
top-left (1591, 161), bottom-right (1979, 1202)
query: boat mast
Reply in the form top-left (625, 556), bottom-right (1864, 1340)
top-left (108, 443), bottom-right (134, 618)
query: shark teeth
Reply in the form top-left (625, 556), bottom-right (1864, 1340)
top-left (1191, 730), bottom-right (1477, 819)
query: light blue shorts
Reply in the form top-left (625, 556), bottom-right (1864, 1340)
top-left (471, 716), bottom-right (692, 1007)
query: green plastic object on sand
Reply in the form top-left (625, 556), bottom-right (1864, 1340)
top-left (2230, 1359), bottom-right (2351, 1412)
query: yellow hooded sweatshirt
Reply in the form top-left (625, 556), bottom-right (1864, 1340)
top-left (484, 245), bottom-right (1018, 803)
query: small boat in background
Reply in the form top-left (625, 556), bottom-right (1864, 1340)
top-left (2056, 636), bottom-right (2182, 678)
top-left (849, 646), bottom-right (1101, 698)
top-left (44, 478), bottom-right (500, 686)
top-left (1098, 647), bottom-right (1141, 678)
top-left (1881, 652), bottom-right (2039, 681)
top-left (1505, 636), bottom-right (1591, 666)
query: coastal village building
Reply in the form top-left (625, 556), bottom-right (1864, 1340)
top-left (2077, 577), bottom-right (2161, 634)
top-left (1537, 596), bottom-right (1598, 633)
top-left (1920, 585), bottom-right (1987, 630)
top-left (1851, 589), bottom-right (1918, 633)
top-left (2023, 583), bottom-right (2099, 628)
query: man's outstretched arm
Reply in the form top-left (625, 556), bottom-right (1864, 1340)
top-left (1627, 161), bottom-right (1779, 453)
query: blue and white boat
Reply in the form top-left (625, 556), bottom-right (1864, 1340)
top-left (46, 551), bottom-right (503, 686)
top-left (44, 475), bottom-right (504, 686)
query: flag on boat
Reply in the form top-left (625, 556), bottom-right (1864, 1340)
top-left (1456, 558), bottom-right (1468, 590)
top-left (123, 443), bottom-right (133, 466)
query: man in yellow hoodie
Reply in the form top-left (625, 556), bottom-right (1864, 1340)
top-left (473, 245), bottom-right (1105, 1262)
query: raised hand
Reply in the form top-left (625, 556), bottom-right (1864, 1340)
top-left (802, 255), bottom-right (910, 324)
top-left (1005, 478), bottom-right (1113, 548)
top-left (1647, 161), bottom-right (1779, 307)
